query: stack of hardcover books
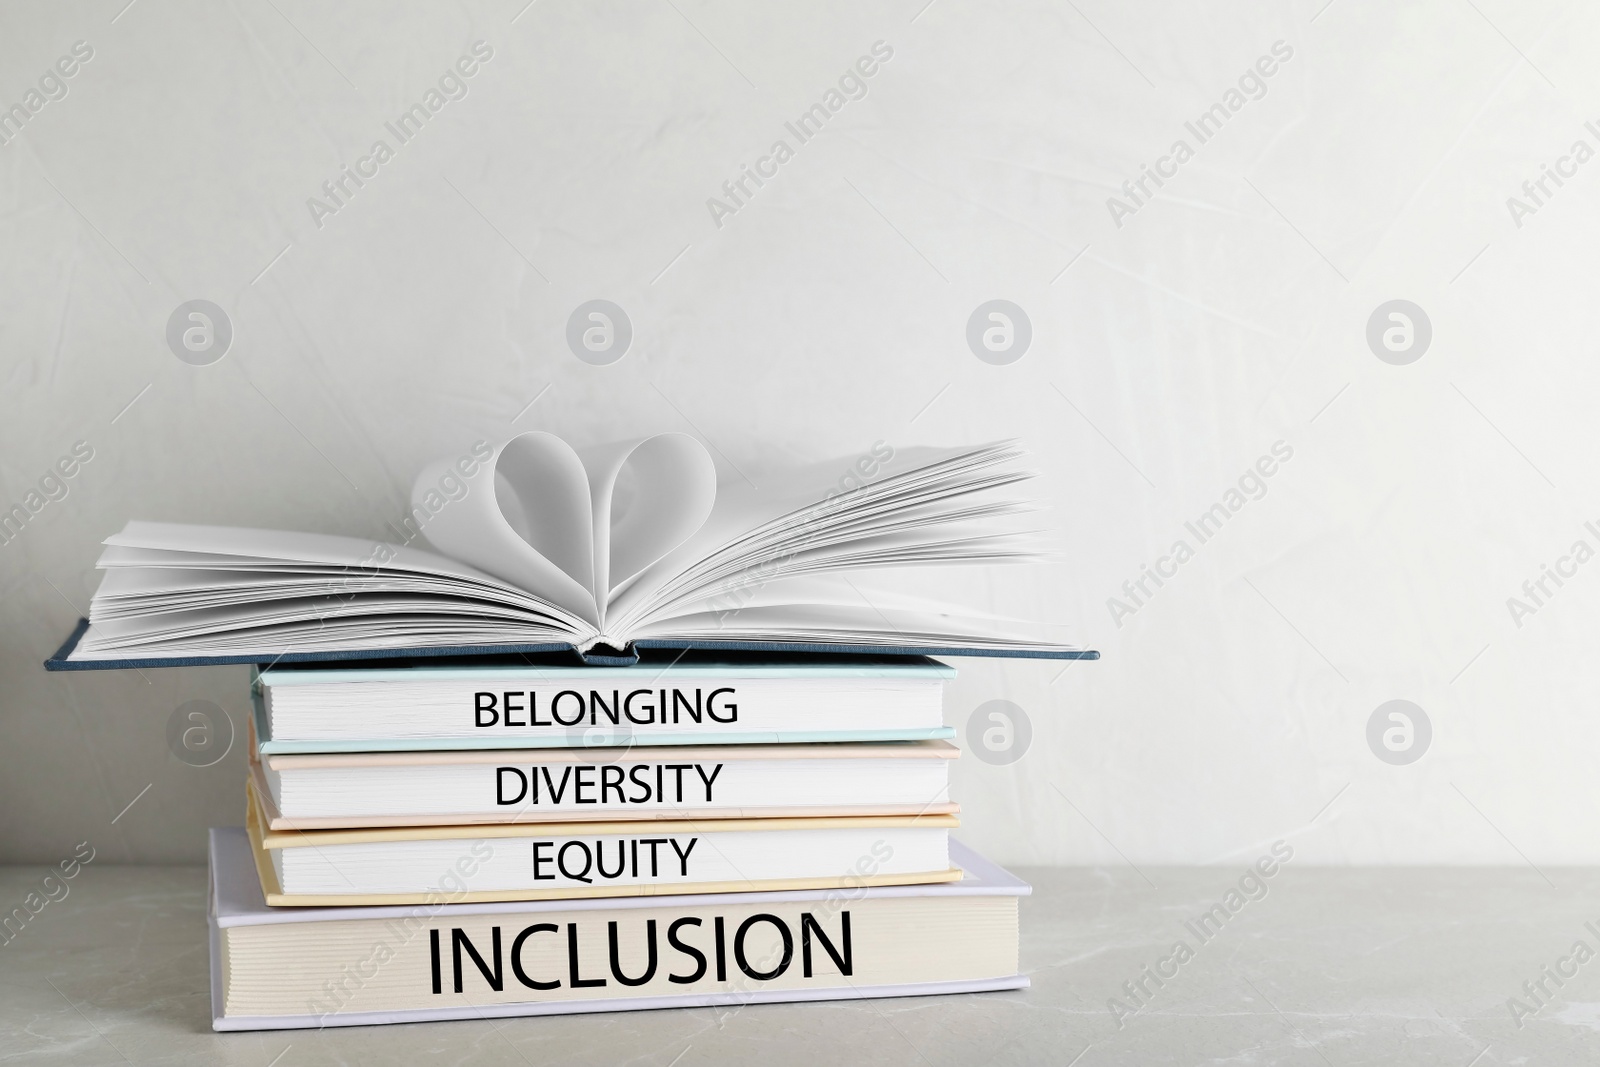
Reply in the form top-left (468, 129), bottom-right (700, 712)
top-left (211, 650), bottom-right (1032, 1028)
top-left (45, 435), bottom-right (1093, 1029)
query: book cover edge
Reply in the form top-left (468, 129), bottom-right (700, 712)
top-left (49, 618), bottom-right (1099, 672)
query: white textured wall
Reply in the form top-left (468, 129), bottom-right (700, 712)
top-left (2, 0), bottom-right (1593, 868)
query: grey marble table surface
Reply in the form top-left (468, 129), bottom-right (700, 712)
top-left (2, 861), bottom-right (1595, 1065)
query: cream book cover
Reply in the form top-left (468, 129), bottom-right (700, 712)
top-left (246, 784), bottom-right (962, 907)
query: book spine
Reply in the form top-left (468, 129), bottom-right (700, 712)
top-left (287, 903), bottom-right (861, 1018)
top-left (269, 758), bottom-right (948, 823)
top-left (263, 681), bottom-right (942, 746)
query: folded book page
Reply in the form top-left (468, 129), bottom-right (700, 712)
top-left (413, 432), bottom-right (717, 631)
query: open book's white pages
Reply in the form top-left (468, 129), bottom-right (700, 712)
top-left (70, 437), bottom-right (1080, 661)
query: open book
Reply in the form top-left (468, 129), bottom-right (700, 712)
top-left (48, 434), bottom-right (1092, 668)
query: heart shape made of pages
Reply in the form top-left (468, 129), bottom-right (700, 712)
top-left (409, 432), bottom-right (718, 625)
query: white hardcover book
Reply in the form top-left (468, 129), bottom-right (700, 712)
top-left (249, 654), bottom-right (955, 753)
top-left (252, 739), bottom-right (958, 828)
top-left (209, 827), bottom-right (1029, 1030)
